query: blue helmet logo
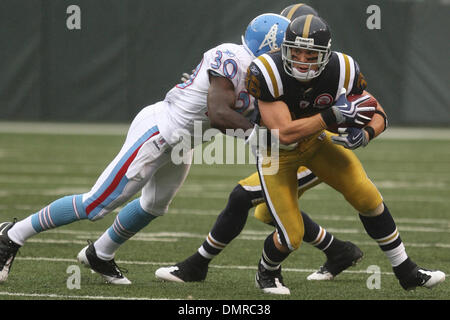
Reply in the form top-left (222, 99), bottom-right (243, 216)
top-left (242, 13), bottom-right (290, 57)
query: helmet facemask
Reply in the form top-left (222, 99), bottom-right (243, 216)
top-left (282, 37), bottom-right (331, 81)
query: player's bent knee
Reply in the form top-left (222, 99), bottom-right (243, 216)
top-left (281, 227), bottom-right (304, 251)
top-left (345, 179), bottom-right (383, 214)
top-left (229, 184), bottom-right (253, 210)
top-left (139, 204), bottom-right (167, 217)
top-left (360, 202), bottom-right (385, 217)
top-left (289, 237), bottom-right (303, 251)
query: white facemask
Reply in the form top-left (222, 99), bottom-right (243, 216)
top-left (291, 67), bottom-right (317, 81)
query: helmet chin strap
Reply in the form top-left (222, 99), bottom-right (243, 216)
top-left (291, 67), bottom-right (317, 81)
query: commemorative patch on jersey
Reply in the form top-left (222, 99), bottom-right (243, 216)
top-left (314, 93), bottom-right (333, 108)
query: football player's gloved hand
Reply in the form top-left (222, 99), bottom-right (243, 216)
top-left (181, 69), bottom-right (196, 82)
top-left (331, 89), bottom-right (375, 125)
top-left (331, 127), bottom-right (369, 150)
top-left (181, 73), bottom-right (191, 82)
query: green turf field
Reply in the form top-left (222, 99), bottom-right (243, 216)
top-left (0, 124), bottom-right (448, 301)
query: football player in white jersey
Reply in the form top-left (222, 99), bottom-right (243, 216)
top-left (0, 13), bottom-right (292, 284)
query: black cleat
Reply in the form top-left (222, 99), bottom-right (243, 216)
top-left (255, 262), bottom-right (290, 295)
top-left (398, 266), bottom-right (445, 290)
top-left (155, 257), bottom-right (208, 283)
top-left (307, 241), bottom-right (363, 280)
top-left (77, 241), bottom-right (131, 285)
top-left (0, 221), bottom-right (21, 283)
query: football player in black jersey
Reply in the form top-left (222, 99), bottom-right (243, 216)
top-left (247, 14), bottom-right (445, 294)
top-left (155, 4), bottom-right (368, 285)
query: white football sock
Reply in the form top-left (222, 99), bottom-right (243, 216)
top-left (7, 216), bottom-right (37, 246)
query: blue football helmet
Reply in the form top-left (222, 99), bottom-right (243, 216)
top-left (242, 13), bottom-right (290, 58)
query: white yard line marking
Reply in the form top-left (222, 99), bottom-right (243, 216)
top-left (0, 122), bottom-right (128, 136)
top-left (1, 122), bottom-right (449, 140)
top-left (0, 291), bottom-right (172, 300)
top-left (15, 256), bottom-right (394, 276)
top-left (15, 255), bottom-right (450, 280)
top-left (1, 188), bottom-right (449, 203)
top-left (1, 176), bottom-right (447, 191)
top-left (22, 229), bottom-right (450, 248)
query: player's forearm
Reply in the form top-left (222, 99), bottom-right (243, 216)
top-left (207, 86), bottom-right (253, 133)
top-left (277, 114), bottom-right (326, 144)
top-left (361, 90), bottom-right (387, 140)
top-left (364, 103), bottom-right (387, 141)
top-left (208, 94), bottom-right (253, 133)
top-left (209, 106), bottom-right (253, 133)
top-left (258, 100), bottom-right (326, 145)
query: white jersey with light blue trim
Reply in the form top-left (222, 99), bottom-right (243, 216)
top-left (159, 43), bottom-right (255, 146)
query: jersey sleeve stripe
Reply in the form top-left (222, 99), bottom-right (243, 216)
top-left (336, 52), bottom-right (346, 100)
top-left (343, 54), bottom-right (351, 91)
top-left (254, 55), bottom-right (283, 98)
top-left (285, 4), bottom-right (304, 20)
top-left (345, 54), bottom-right (356, 94)
top-left (339, 53), bottom-right (356, 95)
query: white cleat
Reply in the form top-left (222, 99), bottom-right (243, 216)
top-left (419, 269), bottom-right (446, 289)
top-left (155, 266), bottom-right (185, 283)
top-left (255, 263), bottom-right (290, 295)
top-left (399, 266), bottom-right (446, 290)
top-left (307, 241), bottom-right (363, 281)
top-left (0, 221), bottom-right (20, 283)
top-left (307, 266), bottom-right (335, 281)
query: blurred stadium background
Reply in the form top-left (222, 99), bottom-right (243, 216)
top-left (0, 0), bottom-right (449, 126)
top-left (0, 0), bottom-right (449, 302)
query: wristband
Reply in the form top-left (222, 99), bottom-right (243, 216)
top-left (373, 110), bottom-right (388, 131)
top-left (364, 126), bottom-right (375, 141)
top-left (320, 108), bottom-right (337, 127)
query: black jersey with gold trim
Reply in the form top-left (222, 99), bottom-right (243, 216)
top-left (245, 50), bottom-right (367, 121)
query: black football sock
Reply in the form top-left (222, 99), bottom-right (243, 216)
top-left (260, 231), bottom-right (291, 271)
top-left (359, 203), bottom-right (412, 278)
top-left (197, 184), bottom-right (253, 262)
top-left (301, 211), bottom-right (345, 257)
